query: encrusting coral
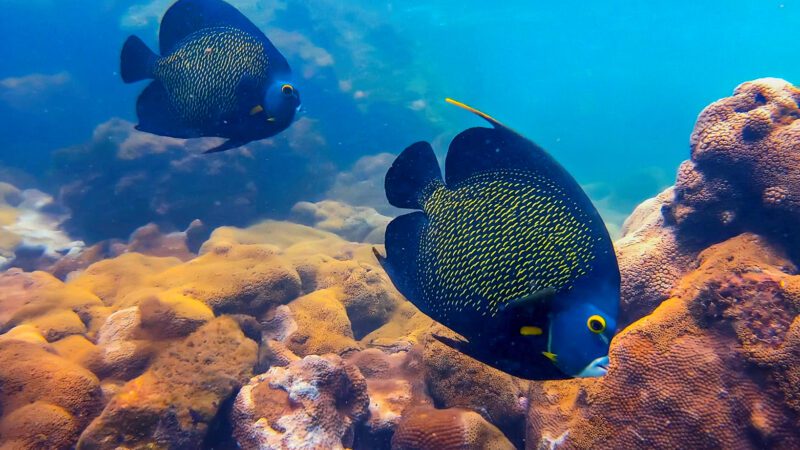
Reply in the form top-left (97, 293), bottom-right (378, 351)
top-left (670, 78), bottom-right (800, 243)
top-left (4, 78), bottom-right (800, 448)
top-left (392, 407), bottom-right (515, 450)
top-left (526, 233), bottom-right (800, 449)
top-left (232, 354), bottom-right (369, 450)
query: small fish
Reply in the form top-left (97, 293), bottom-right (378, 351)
top-left (374, 99), bottom-right (620, 380)
top-left (120, 0), bottom-right (300, 154)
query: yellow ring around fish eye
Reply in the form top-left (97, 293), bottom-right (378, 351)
top-left (282, 84), bottom-right (294, 96)
top-left (587, 315), bottom-right (606, 334)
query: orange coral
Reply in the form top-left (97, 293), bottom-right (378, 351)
top-left (526, 234), bottom-right (800, 449)
top-left (392, 407), bottom-right (515, 450)
top-left (77, 316), bottom-right (257, 449)
top-left (670, 78), bottom-right (800, 240)
top-left (0, 337), bottom-right (103, 449)
top-left (232, 354), bottom-right (369, 450)
top-left (422, 325), bottom-right (529, 447)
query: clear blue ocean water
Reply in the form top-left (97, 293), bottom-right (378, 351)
top-left (1, 0), bottom-right (798, 230)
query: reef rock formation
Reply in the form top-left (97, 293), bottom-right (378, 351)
top-left (527, 234), bottom-right (800, 449)
top-left (0, 182), bottom-right (84, 271)
top-left (232, 354), bottom-right (369, 450)
top-left (422, 325), bottom-right (529, 447)
top-left (290, 200), bottom-right (390, 244)
top-left (53, 119), bottom-right (332, 242)
top-left (392, 407), bottom-right (515, 450)
top-left (77, 317), bottom-right (257, 449)
top-left (669, 78), bottom-right (800, 243)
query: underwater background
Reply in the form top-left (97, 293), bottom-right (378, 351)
top-left (2, 1), bottom-right (800, 449)
top-left (2, 0), bottom-right (799, 236)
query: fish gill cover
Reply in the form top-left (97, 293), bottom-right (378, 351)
top-left (1, 0), bottom-right (800, 449)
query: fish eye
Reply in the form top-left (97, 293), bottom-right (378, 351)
top-left (281, 84), bottom-right (294, 96)
top-left (587, 315), bottom-right (606, 334)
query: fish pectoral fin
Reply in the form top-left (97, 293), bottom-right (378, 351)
top-left (432, 333), bottom-right (474, 354)
top-left (371, 247), bottom-right (386, 264)
top-left (203, 139), bottom-right (248, 154)
top-left (501, 287), bottom-right (556, 315)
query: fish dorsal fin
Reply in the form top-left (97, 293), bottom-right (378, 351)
top-left (159, 0), bottom-right (268, 54)
top-left (385, 141), bottom-right (444, 210)
top-left (443, 98), bottom-right (571, 188)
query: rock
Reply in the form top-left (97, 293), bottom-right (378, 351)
top-left (290, 200), bottom-right (390, 244)
top-left (422, 326), bottom-right (529, 447)
top-left (232, 354), bottom-right (369, 450)
top-left (285, 289), bottom-right (361, 357)
top-left (391, 407), bottom-right (515, 450)
top-left (526, 234), bottom-right (800, 449)
top-left (346, 348), bottom-right (432, 448)
top-left (0, 269), bottom-right (106, 338)
top-left (77, 317), bottom-right (258, 449)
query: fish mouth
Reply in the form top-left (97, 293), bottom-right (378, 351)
top-left (576, 355), bottom-right (610, 378)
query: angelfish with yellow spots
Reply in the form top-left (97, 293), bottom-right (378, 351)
top-left (373, 99), bottom-right (620, 380)
top-left (120, 0), bottom-right (300, 154)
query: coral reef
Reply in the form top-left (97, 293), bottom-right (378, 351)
top-left (5, 78), bottom-right (800, 449)
top-left (53, 119), bottom-right (333, 242)
top-left (392, 407), bottom-right (515, 450)
top-left (526, 234), bottom-right (800, 449)
top-left (669, 78), bottom-right (800, 243)
top-left (0, 182), bottom-right (84, 271)
top-left (290, 200), bottom-right (390, 243)
top-left (232, 354), bottom-right (369, 450)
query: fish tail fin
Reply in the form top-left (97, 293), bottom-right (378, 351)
top-left (385, 141), bottom-right (443, 210)
top-left (121, 36), bottom-right (158, 83)
top-left (381, 211), bottom-right (428, 307)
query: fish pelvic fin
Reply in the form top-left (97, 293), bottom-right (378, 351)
top-left (121, 36), bottom-right (159, 83)
top-left (385, 141), bottom-right (443, 210)
top-left (203, 139), bottom-right (249, 154)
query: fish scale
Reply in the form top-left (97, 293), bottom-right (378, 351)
top-left (419, 169), bottom-right (596, 318)
top-left (156, 27), bottom-right (268, 126)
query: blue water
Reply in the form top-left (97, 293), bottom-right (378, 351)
top-left (1, 0), bottom-right (798, 230)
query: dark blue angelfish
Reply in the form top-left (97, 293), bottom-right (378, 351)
top-left (374, 99), bottom-right (620, 380)
top-left (120, 0), bottom-right (300, 154)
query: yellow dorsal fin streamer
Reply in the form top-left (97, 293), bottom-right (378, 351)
top-left (445, 97), bottom-right (506, 129)
top-left (520, 326), bottom-right (543, 336)
top-left (249, 105), bottom-right (264, 115)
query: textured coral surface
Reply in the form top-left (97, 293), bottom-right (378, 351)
top-left (3, 78), bottom-right (800, 449)
top-left (526, 234), bottom-right (800, 449)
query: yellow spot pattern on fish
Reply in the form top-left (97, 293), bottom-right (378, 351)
top-left (418, 169), bottom-right (598, 318)
top-left (155, 27), bottom-right (268, 127)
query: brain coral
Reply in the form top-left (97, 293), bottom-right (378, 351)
top-left (392, 407), bottom-right (515, 450)
top-left (526, 233), bottom-right (800, 449)
top-left (669, 78), bottom-right (800, 244)
top-left (422, 325), bottom-right (529, 447)
top-left (613, 188), bottom-right (699, 327)
top-left (232, 354), bottom-right (369, 450)
top-left (0, 337), bottom-right (103, 449)
top-left (77, 316), bottom-right (257, 449)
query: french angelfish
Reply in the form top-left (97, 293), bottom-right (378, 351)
top-left (374, 99), bottom-right (620, 380)
top-left (120, 0), bottom-right (300, 154)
